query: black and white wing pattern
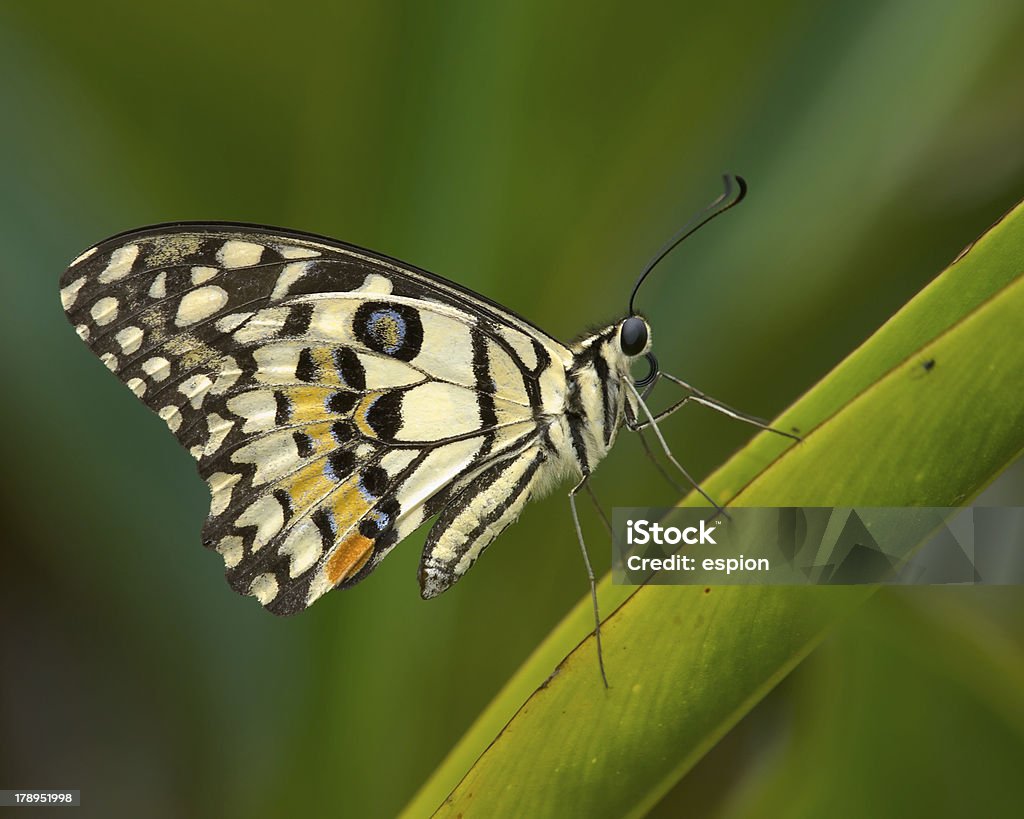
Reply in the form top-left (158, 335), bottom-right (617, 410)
top-left (60, 223), bottom-right (574, 615)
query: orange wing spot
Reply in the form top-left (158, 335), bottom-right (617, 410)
top-left (326, 531), bottom-right (374, 584)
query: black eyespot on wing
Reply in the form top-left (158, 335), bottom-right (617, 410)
top-left (333, 347), bottom-right (366, 390)
top-left (366, 391), bottom-right (403, 440)
top-left (620, 317), bottom-right (648, 356)
top-left (326, 449), bottom-right (356, 482)
top-left (296, 348), bottom-right (317, 382)
top-left (353, 301), bottom-right (423, 361)
top-left (331, 420), bottom-right (355, 444)
top-left (293, 431), bottom-right (314, 457)
top-left (274, 391), bottom-right (291, 425)
top-left (280, 302), bottom-right (314, 337)
top-left (359, 465), bottom-right (389, 499)
top-left (326, 390), bottom-right (359, 415)
top-left (312, 508), bottom-right (337, 549)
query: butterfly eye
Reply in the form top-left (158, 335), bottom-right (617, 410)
top-left (619, 317), bottom-right (648, 356)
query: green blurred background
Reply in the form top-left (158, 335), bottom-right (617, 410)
top-left (2, 1), bottom-right (1023, 817)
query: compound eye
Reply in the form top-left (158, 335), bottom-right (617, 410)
top-left (619, 317), bottom-right (648, 356)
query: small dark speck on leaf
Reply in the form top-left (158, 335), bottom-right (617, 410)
top-left (704, 587), bottom-right (711, 594)
top-left (923, 358), bottom-right (935, 372)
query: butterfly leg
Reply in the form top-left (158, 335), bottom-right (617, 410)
top-left (583, 481), bottom-right (613, 538)
top-left (625, 392), bottom-right (695, 431)
top-left (636, 427), bottom-right (685, 494)
top-left (569, 474), bottom-right (609, 688)
top-left (656, 372), bottom-right (801, 441)
top-left (624, 380), bottom-right (727, 517)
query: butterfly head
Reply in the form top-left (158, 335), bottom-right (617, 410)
top-left (615, 315), bottom-right (658, 388)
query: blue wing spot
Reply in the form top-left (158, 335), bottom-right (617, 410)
top-left (360, 498), bottom-right (400, 538)
top-left (369, 309), bottom-right (405, 356)
top-left (353, 301), bottom-right (424, 362)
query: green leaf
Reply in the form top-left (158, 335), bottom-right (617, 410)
top-left (716, 590), bottom-right (1024, 819)
top-left (402, 198), bottom-right (1024, 818)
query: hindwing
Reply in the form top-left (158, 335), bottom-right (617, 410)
top-left (60, 223), bottom-right (571, 613)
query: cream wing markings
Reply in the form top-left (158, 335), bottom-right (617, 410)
top-left (60, 224), bottom-right (570, 614)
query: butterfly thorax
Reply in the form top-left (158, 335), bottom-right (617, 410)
top-left (559, 323), bottom-right (640, 477)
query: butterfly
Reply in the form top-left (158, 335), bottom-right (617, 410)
top-left (60, 175), bottom-right (790, 682)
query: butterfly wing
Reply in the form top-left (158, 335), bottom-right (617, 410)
top-left (60, 223), bottom-right (572, 614)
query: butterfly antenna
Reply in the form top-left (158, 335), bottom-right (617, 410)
top-left (628, 174), bottom-right (747, 315)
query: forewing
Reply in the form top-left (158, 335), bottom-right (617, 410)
top-left (60, 224), bottom-right (566, 613)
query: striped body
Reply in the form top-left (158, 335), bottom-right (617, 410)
top-left (59, 224), bottom-right (647, 614)
top-left (420, 326), bottom-right (640, 596)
